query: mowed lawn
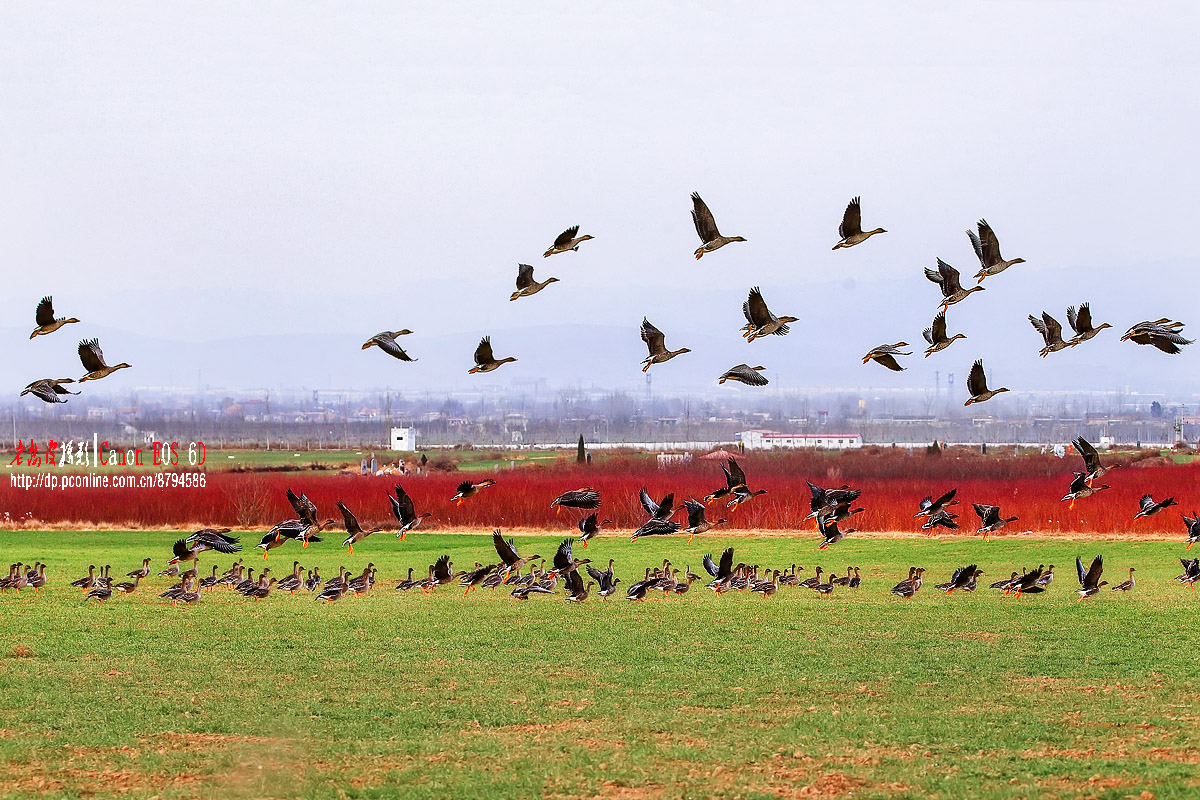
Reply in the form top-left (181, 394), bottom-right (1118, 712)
top-left (1, 531), bottom-right (1199, 799)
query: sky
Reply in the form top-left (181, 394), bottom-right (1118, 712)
top-left (2, 2), bottom-right (1197, 399)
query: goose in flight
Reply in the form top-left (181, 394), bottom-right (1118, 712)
top-left (1065, 303), bottom-right (1111, 346)
top-left (469, 336), bottom-right (517, 373)
top-left (640, 318), bottom-right (691, 372)
top-left (20, 378), bottom-right (79, 404)
top-left (78, 339), bottom-right (131, 382)
top-left (30, 296), bottom-right (80, 339)
top-left (964, 359), bottom-right (1008, 406)
top-left (510, 263), bottom-right (559, 301)
top-left (832, 197), bottom-right (886, 250)
top-left (718, 364), bottom-right (768, 386)
top-left (543, 226), bottom-right (594, 257)
top-left (922, 312), bottom-right (966, 357)
top-left (1029, 312), bottom-right (1073, 357)
top-left (362, 330), bottom-right (416, 361)
top-left (967, 220), bottom-right (1024, 282)
top-left (691, 192), bottom-right (746, 259)
top-left (741, 287), bottom-right (797, 341)
top-left (1121, 319), bottom-right (1192, 354)
top-left (863, 343), bottom-right (911, 372)
top-left (925, 259), bottom-right (984, 312)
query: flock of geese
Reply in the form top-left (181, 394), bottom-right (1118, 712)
top-left (18, 196), bottom-right (1191, 404)
top-left (3, 437), bottom-right (1196, 605)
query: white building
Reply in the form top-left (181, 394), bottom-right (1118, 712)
top-left (738, 430), bottom-right (863, 451)
top-left (390, 426), bottom-right (418, 451)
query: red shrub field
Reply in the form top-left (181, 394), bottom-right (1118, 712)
top-left (1, 448), bottom-right (1195, 537)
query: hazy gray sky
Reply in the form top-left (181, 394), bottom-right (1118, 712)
top-left (2, 2), bottom-right (1197, 395)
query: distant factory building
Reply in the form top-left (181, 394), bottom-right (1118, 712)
top-left (738, 430), bottom-right (863, 450)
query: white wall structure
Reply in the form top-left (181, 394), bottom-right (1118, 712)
top-left (739, 430), bottom-right (863, 450)
top-left (390, 427), bottom-right (417, 451)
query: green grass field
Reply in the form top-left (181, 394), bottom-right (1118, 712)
top-left (1, 530), bottom-right (1198, 799)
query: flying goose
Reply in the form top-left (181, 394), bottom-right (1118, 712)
top-left (718, 364), bottom-right (768, 386)
top-left (1075, 555), bottom-right (1106, 600)
top-left (338, 501), bottom-right (383, 555)
top-left (1121, 319), bottom-right (1192, 354)
top-left (30, 296), bottom-right (80, 339)
top-left (361, 330), bottom-right (416, 361)
top-left (925, 259), bottom-right (984, 311)
top-left (967, 220), bottom-right (1024, 282)
top-left (972, 504), bottom-right (1018, 540)
top-left (639, 318), bottom-right (690, 372)
top-left (691, 192), bottom-right (746, 259)
top-left (20, 378), bottom-right (79, 404)
top-left (388, 483), bottom-right (431, 539)
top-left (1065, 303), bottom-right (1111, 345)
top-left (832, 197), bottom-right (886, 250)
top-left (1028, 312), bottom-right (1073, 357)
top-left (468, 336), bottom-right (517, 373)
top-left (741, 287), bottom-right (797, 341)
top-left (922, 312), bottom-right (966, 357)
top-left (863, 342), bottom-right (911, 372)
top-left (510, 263), bottom-right (559, 301)
top-left (964, 359), bottom-right (1008, 405)
top-left (543, 226), bottom-right (593, 257)
top-left (77, 339), bottom-right (131, 382)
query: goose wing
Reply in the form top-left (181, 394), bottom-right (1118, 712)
top-left (1042, 313), bottom-right (1063, 343)
top-left (493, 530), bottom-right (520, 566)
top-left (640, 318), bottom-right (666, 356)
top-left (929, 312), bottom-right (949, 343)
top-left (553, 226), bottom-right (579, 248)
top-left (337, 501), bottom-right (362, 535)
top-left (1084, 555), bottom-right (1103, 589)
top-left (374, 333), bottom-right (415, 361)
top-left (553, 539), bottom-right (574, 572)
top-left (976, 220), bottom-right (1002, 265)
top-left (389, 484), bottom-right (416, 523)
top-left (474, 337), bottom-right (496, 366)
top-left (432, 555), bottom-right (452, 582)
top-left (690, 192), bottom-right (721, 242)
top-left (717, 547), bottom-right (734, 578)
top-left (78, 339), bottom-right (108, 372)
top-left (966, 360), bottom-right (989, 397)
top-left (744, 287), bottom-right (773, 328)
top-left (703, 553), bottom-right (719, 577)
top-left (839, 197), bottom-right (862, 239)
top-left (936, 259), bottom-right (963, 294)
top-left (973, 503), bottom-right (999, 525)
top-left (35, 296), bottom-right (55, 327)
top-left (639, 488), bottom-right (661, 518)
top-left (683, 498), bottom-right (706, 528)
top-left (515, 263), bottom-right (535, 290)
top-left (1073, 437), bottom-right (1101, 474)
top-left (726, 457), bottom-right (747, 488)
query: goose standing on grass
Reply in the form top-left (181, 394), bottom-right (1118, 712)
top-left (388, 483), bottom-right (431, 539)
top-left (468, 336), bottom-right (517, 374)
top-left (718, 364), bottom-right (768, 386)
top-left (1076, 555), bottom-right (1106, 600)
top-left (338, 501), bottom-right (383, 555)
top-left (20, 378), bottom-right (79, 404)
top-left (890, 567), bottom-right (925, 599)
top-left (1061, 472), bottom-right (1111, 510)
top-left (361, 330), bottom-right (416, 362)
top-left (30, 296), bottom-right (80, 339)
top-left (1073, 436), bottom-right (1119, 485)
top-left (832, 197), bottom-right (886, 250)
top-left (967, 220), bottom-right (1024, 282)
top-left (1134, 494), bottom-right (1178, 520)
top-left (70, 565), bottom-right (97, 593)
top-left (1121, 319), bottom-right (1193, 354)
top-left (543, 226), bottom-right (593, 257)
top-left (1029, 312), bottom-right (1073, 357)
top-left (1184, 513), bottom-right (1200, 550)
top-left (681, 498), bottom-right (726, 544)
top-left (690, 192), bottom-right (747, 259)
top-left (964, 360), bottom-right (1009, 405)
top-left (926, 259), bottom-right (984, 312)
top-left (640, 318), bottom-right (691, 372)
top-left (510, 263), bottom-right (559, 301)
top-left (741, 287), bottom-right (798, 341)
top-left (922, 312), bottom-right (966, 357)
top-left (1065, 303), bottom-right (1111, 346)
top-left (126, 558), bottom-right (152, 580)
top-left (1111, 568), bottom-right (1136, 593)
top-left (563, 569), bottom-right (592, 602)
top-left (863, 343), bottom-right (911, 372)
top-left (551, 488), bottom-right (601, 515)
top-left (586, 560), bottom-right (621, 599)
top-left (973, 504), bottom-right (1018, 540)
top-left (450, 479), bottom-right (496, 505)
top-left (575, 513), bottom-right (611, 548)
top-left (77, 338), bottom-right (131, 382)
